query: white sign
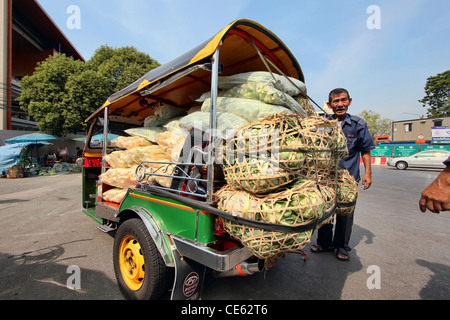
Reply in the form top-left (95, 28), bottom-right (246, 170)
top-left (431, 126), bottom-right (450, 141)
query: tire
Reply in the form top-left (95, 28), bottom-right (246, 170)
top-left (113, 218), bottom-right (172, 300)
top-left (396, 161), bottom-right (408, 170)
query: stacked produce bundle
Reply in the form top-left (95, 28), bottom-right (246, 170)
top-left (222, 113), bottom-right (306, 194)
top-left (177, 110), bottom-right (249, 139)
top-left (97, 71), bottom-right (311, 206)
top-left (298, 116), bottom-right (347, 180)
top-left (102, 186), bottom-right (129, 203)
top-left (322, 169), bottom-right (358, 216)
top-left (208, 72), bottom-right (350, 263)
top-left (124, 127), bottom-right (166, 144)
top-left (216, 113), bottom-right (347, 262)
top-left (100, 166), bottom-right (139, 190)
top-left (222, 82), bottom-right (302, 108)
top-left (216, 179), bottom-right (335, 262)
top-left (140, 147), bottom-right (176, 188)
top-left (315, 183), bottom-right (336, 228)
top-left (111, 135), bottom-right (153, 150)
top-left (296, 96), bottom-right (316, 117)
top-left (222, 113), bottom-right (347, 193)
top-left (199, 72), bottom-right (308, 121)
top-left (104, 145), bottom-right (162, 169)
top-left (100, 136), bottom-right (176, 203)
top-left (217, 71), bottom-right (307, 98)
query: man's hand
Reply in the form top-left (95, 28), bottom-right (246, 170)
top-left (419, 166), bottom-right (450, 213)
top-left (361, 172), bottom-right (372, 190)
top-left (361, 151), bottom-right (372, 190)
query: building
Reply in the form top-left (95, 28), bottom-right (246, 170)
top-left (0, 0), bottom-right (84, 131)
top-left (392, 116), bottom-right (450, 143)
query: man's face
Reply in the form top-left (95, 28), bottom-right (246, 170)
top-left (327, 92), bottom-right (352, 119)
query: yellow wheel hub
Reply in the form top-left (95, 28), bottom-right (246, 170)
top-left (119, 235), bottom-right (145, 291)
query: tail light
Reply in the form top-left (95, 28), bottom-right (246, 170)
top-left (200, 166), bottom-right (208, 175)
top-left (214, 217), bottom-right (226, 236)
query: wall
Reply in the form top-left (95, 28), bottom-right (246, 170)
top-left (392, 116), bottom-right (450, 141)
top-left (0, 1), bottom-right (8, 130)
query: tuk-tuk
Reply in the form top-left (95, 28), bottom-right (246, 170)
top-left (81, 19), bottom-right (336, 300)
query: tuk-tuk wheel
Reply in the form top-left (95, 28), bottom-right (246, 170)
top-left (113, 218), bottom-right (172, 300)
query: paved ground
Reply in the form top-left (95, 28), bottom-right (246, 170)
top-left (0, 173), bottom-right (122, 300)
top-left (0, 166), bottom-right (449, 300)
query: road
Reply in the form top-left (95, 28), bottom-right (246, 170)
top-left (0, 166), bottom-right (449, 300)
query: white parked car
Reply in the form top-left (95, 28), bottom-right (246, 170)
top-left (387, 150), bottom-right (450, 170)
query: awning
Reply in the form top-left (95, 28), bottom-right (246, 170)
top-left (4, 132), bottom-right (63, 144)
top-left (85, 19), bottom-right (304, 123)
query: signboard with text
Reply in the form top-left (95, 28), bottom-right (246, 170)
top-left (431, 126), bottom-right (450, 141)
top-left (394, 145), bottom-right (419, 157)
top-left (422, 145), bottom-right (450, 151)
top-left (371, 146), bottom-right (392, 157)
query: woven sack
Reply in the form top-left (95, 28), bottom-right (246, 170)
top-left (297, 116), bottom-right (347, 180)
top-left (322, 169), bottom-right (358, 216)
top-left (222, 113), bottom-right (347, 193)
top-left (295, 96), bottom-right (317, 117)
top-left (215, 179), bottom-right (332, 261)
top-left (222, 113), bottom-right (306, 194)
top-left (315, 183), bottom-right (336, 228)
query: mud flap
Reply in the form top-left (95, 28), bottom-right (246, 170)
top-left (170, 249), bottom-right (206, 300)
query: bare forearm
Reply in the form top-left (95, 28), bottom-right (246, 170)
top-left (419, 165), bottom-right (450, 213)
top-left (361, 151), bottom-right (372, 189)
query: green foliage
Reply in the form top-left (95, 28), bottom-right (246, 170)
top-left (18, 45), bottom-right (160, 136)
top-left (18, 54), bottom-right (85, 136)
top-left (419, 70), bottom-right (450, 117)
top-left (359, 110), bottom-right (392, 141)
top-left (87, 45), bottom-right (160, 92)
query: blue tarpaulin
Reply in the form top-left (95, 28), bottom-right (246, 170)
top-left (0, 142), bottom-right (51, 174)
top-left (4, 132), bottom-right (63, 144)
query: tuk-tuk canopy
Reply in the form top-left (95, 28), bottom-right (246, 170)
top-left (86, 19), bottom-right (304, 124)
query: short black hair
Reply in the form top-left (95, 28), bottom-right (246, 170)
top-left (328, 88), bottom-right (350, 103)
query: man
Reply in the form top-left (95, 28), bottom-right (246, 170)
top-left (419, 156), bottom-right (450, 213)
top-left (311, 88), bottom-right (375, 261)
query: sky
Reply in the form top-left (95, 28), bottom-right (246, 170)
top-left (38, 0), bottom-right (450, 122)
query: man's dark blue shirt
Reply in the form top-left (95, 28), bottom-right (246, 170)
top-left (328, 113), bottom-right (375, 182)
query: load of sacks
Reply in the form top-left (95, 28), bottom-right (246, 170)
top-left (216, 112), bottom-right (350, 264)
top-left (98, 71), bottom-right (356, 266)
top-left (99, 71), bottom-right (312, 203)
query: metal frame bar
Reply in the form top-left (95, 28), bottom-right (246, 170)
top-left (136, 160), bottom-right (208, 199)
top-left (206, 47), bottom-right (220, 204)
top-left (101, 106), bottom-right (109, 175)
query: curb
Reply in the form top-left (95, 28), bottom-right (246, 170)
top-left (360, 157), bottom-right (388, 165)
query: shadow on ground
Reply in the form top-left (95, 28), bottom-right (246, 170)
top-left (0, 239), bottom-right (122, 300)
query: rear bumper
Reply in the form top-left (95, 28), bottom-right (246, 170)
top-left (171, 236), bottom-right (253, 272)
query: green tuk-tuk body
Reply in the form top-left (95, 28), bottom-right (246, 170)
top-left (80, 19), bottom-right (315, 300)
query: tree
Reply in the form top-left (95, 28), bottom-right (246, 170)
top-left (87, 45), bottom-right (160, 93)
top-left (18, 54), bottom-right (85, 136)
top-left (18, 45), bottom-right (160, 136)
top-left (359, 109), bottom-right (392, 141)
top-left (419, 70), bottom-right (450, 117)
